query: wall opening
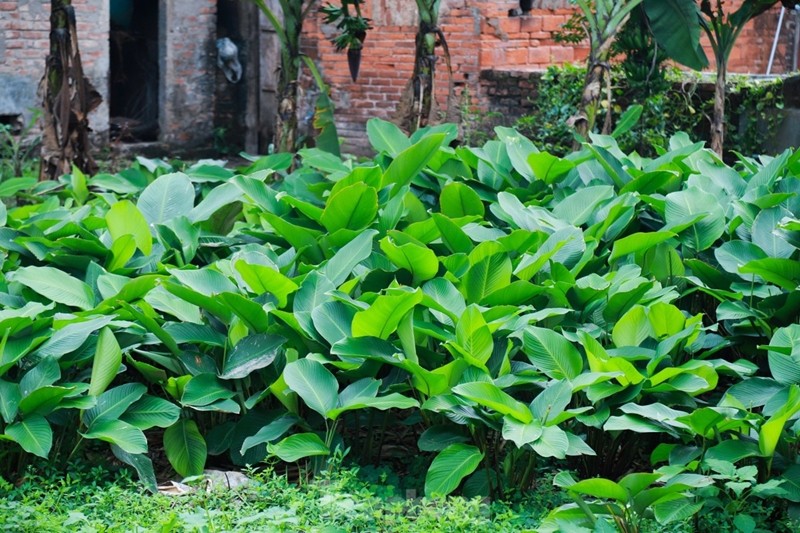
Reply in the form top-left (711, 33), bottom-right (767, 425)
top-left (109, 0), bottom-right (160, 142)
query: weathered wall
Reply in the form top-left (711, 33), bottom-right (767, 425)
top-left (159, 0), bottom-right (217, 148)
top-left (0, 0), bottom-right (109, 134)
top-left (303, 0), bottom-right (795, 155)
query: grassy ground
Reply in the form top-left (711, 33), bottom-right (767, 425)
top-left (0, 462), bottom-right (553, 532)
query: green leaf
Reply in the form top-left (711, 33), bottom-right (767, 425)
top-left (643, 0), bottom-right (708, 71)
top-left (440, 182), bottom-right (485, 218)
top-left (88, 328), bottom-right (122, 397)
top-left (235, 261), bottom-right (298, 308)
top-left (528, 152), bottom-right (575, 184)
top-left (82, 419), bottom-right (148, 454)
top-left (352, 290), bottom-right (423, 339)
top-left (502, 417), bottom-right (544, 448)
top-left (0, 380), bottom-right (20, 423)
top-left (740, 258), bottom-right (800, 290)
top-left (715, 240), bottom-right (767, 277)
top-left (83, 383), bottom-right (147, 427)
top-left (5, 415), bottom-right (52, 458)
top-left (424, 444), bottom-right (484, 497)
top-left (453, 305), bottom-right (493, 367)
top-left (327, 393), bottom-right (419, 420)
top-left (120, 396), bottom-right (181, 430)
top-left (37, 315), bottom-right (114, 358)
top-left (319, 229), bottom-right (377, 287)
top-left (283, 359), bottom-right (339, 418)
top-left (111, 446), bottom-right (157, 493)
top-left (569, 478), bottom-right (628, 503)
top-left (552, 186), bottom-right (614, 227)
top-left (665, 189), bottom-right (725, 252)
top-left (181, 374), bottom-right (235, 407)
top-left (366, 118), bottom-right (410, 156)
top-left (612, 105), bottom-right (644, 138)
top-left (105, 200), bottom-right (152, 255)
top-left (321, 182), bottom-right (378, 232)
top-left (221, 334), bottom-right (284, 380)
top-left (268, 432), bottom-right (329, 462)
top-left (380, 237), bottom-right (439, 283)
top-left (453, 382), bottom-right (532, 423)
top-left (311, 301), bottom-right (355, 346)
top-left (382, 133), bottom-right (446, 194)
top-left (463, 252), bottom-right (512, 304)
top-left (523, 327), bottom-right (583, 380)
top-left (609, 231), bottom-right (677, 263)
top-left (12, 266), bottom-right (95, 311)
top-left (164, 419), bottom-right (207, 477)
top-left (240, 414), bottom-right (298, 454)
top-left (18, 385), bottom-right (76, 416)
top-left (137, 172), bottom-right (195, 226)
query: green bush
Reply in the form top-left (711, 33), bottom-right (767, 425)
top-left (1, 123), bottom-right (799, 529)
top-left (514, 64), bottom-right (785, 158)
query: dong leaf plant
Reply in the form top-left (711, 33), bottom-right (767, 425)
top-left (1, 119), bottom-right (799, 513)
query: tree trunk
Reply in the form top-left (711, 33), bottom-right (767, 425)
top-left (39, 0), bottom-right (101, 181)
top-left (397, 21), bottom-right (437, 132)
top-left (710, 57), bottom-right (726, 156)
top-left (574, 62), bottom-right (606, 142)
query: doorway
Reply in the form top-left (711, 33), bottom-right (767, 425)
top-left (109, 0), bottom-right (160, 142)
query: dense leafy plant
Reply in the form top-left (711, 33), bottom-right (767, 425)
top-left (1, 120), bottom-right (799, 533)
top-left (515, 65), bottom-right (785, 158)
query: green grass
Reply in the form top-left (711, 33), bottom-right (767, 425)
top-left (0, 462), bottom-right (552, 532)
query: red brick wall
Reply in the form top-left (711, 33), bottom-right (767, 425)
top-left (303, 0), bottom-right (794, 155)
top-left (0, 0), bottom-right (109, 132)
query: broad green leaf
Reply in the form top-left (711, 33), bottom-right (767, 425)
top-left (82, 419), bottom-right (148, 454)
top-left (235, 261), bottom-right (298, 308)
top-left (715, 240), bottom-right (767, 277)
top-left (643, 0), bottom-right (708, 71)
top-left (181, 374), bottom-right (235, 407)
top-left (440, 182), bottom-right (485, 218)
top-left (240, 414), bottom-right (298, 454)
top-left (105, 200), bottom-right (152, 255)
top-left (612, 306), bottom-right (652, 347)
top-left (759, 385), bottom-right (800, 457)
top-left (137, 172), bottom-right (195, 226)
top-left (268, 432), bottom-right (329, 462)
top-left (12, 266), bottom-right (95, 310)
top-left (453, 382), bottom-right (532, 423)
top-left (553, 186), bottom-right (614, 226)
top-left (424, 443), bottom-right (484, 497)
top-left (767, 325), bottom-right (800, 385)
top-left (530, 380), bottom-right (572, 424)
top-left (283, 359), bottom-right (339, 418)
top-left (111, 446), bottom-right (157, 494)
top-left (382, 133), bottom-right (446, 194)
top-left (83, 383), bottom-right (147, 427)
top-left (5, 415), bottom-right (52, 458)
top-left (495, 127), bottom-right (537, 181)
top-left (665, 189), bottom-right (725, 252)
top-left (294, 272), bottom-right (336, 340)
top-left (752, 207), bottom-right (794, 259)
top-left (523, 327), bottom-right (583, 380)
top-left (0, 380), bottom-right (21, 423)
top-left (418, 425), bottom-right (471, 452)
top-left (164, 419), bottom-right (207, 477)
top-left (18, 385), bottom-right (76, 416)
top-left (37, 315), bottom-right (114, 358)
top-left (366, 118), bottom-right (411, 156)
top-left (221, 334), bottom-right (284, 380)
top-left (531, 425), bottom-right (570, 458)
top-left (463, 252), bottom-right (512, 304)
top-left (612, 105), bottom-right (644, 138)
top-left (528, 152), bottom-right (575, 184)
top-left (120, 396), bottom-right (181, 430)
top-left (321, 182), bottom-right (378, 232)
top-left (88, 328), bottom-right (122, 397)
top-left (569, 478), bottom-right (628, 503)
top-left (319, 229), bottom-right (377, 286)
top-left (311, 301), bottom-right (355, 346)
top-left (18, 358), bottom-right (60, 397)
top-left (740, 258), bottom-right (800, 290)
top-left (352, 290), bottom-right (423, 339)
top-left (453, 305), bottom-right (493, 367)
top-left (609, 231), bottom-right (676, 263)
top-left (327, 393), bottom-right (419, 420)
top-left (380, 236), bottom-right (439, 283)
top-left (502, 417), bottom-right (544, 448)
top-left (432, 213), bottom-right (473, 254)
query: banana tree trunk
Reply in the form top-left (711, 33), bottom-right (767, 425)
top-left (276, 57), bottom-right (299, 153)
top-left (40, 0), bottom-right (101, 181)
top-left (710, 58), bottom-right (726, 156)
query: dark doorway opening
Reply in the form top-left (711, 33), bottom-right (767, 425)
top-left (109, 0), bottom-right (159, 142)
